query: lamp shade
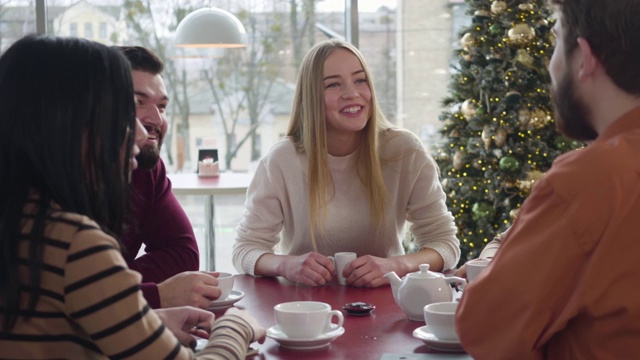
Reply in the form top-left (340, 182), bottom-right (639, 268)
top-left (167, 46), bottom-right (226, 59)
top-left (174, 8), bottom-right (247, 48)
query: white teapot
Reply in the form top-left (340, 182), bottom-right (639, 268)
top-left (384, 264), bottom-right (466, 321)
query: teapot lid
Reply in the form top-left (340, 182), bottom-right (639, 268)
top-left (408, 264), bottom-right (443, 279)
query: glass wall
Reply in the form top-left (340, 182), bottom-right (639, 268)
top-left (2, 0), bottom-right (463, 174)
top-left (0, 1), bottom-right (36, 52)
top-left (1, 0), bottom-right (465, 270)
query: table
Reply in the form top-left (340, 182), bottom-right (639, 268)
top-left (169, 172), bottom-right (252, 270)
top-left (215, 275), bottom-right (471, 359)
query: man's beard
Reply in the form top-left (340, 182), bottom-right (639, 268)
top-left (552, 69), bottom-right (598, 141)
top-left (136, 144), bottom-right (161, 170)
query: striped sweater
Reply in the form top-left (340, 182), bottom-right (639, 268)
top-left (0, 205), bottom-right (252, 359)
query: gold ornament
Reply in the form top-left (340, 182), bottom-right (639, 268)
top-left (495, 128), bottom-right (507, 147)
top-left (449, 129), bottom-right (461, 138)
top-left (515, 49), bottom-right (535, 68)
top-left (537, 19), bottom-right (549, 29)
top-left (502, 180), bottom-right (517, 189)
top-left (518, 108), bottom-right (531, 126)
top-left (474, 9), bottom-right (491, 21)
top-left (481, 125), bottom-right (492, 150)
top-left (518, 171), bottom-right (545, 193)
top-left (528, 108), bottom-right (550, 129)
top-left (505, 90), bottom-right (522, 105)
top-left (461, 99), bottom-right (477, 119)
top-left (472, 158), bottom-right (483, 170)
top-left (461, 51), bottom-right (473, 61)
top-left (507, 23), bottom-right (536, 46)
top-left (491, 1), bottom-right (507, 15)
top-left (517, 179), bottom-right (533, 193)
top-left (453, 151), bottom-right (465, 170)
top-left (510, 208), bottom-right (520, 220)
top-left (460, 33), bottom-right (476, 52)
top-left (518, 3), bottom-right (535, 11)
top-left (487, 52), bottom-right (503, 63)
top-left (526, 170), bottom-right (545, 189)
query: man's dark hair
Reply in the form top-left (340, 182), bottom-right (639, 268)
top-left (114, 45), bottom-right (164, 74)
top-left (551, 0), bottom-right (640, 95)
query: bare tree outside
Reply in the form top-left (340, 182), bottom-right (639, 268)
top-left (202, 4), bottom-right (291, 170)
top-left (122, 0), bottom-right (209, 170)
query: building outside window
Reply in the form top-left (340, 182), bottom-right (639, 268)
top-left (2, 0), bottom-right (460, 174)
top-left (0, 0), bottom-right (471, 272)
top-left (84, 22), bottom-right (93, 38)
top-left (99, 22), bottom-right (107, 38)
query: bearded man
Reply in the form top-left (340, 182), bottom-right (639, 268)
top-left (456, 1), bottom-right (640, 358)
top-left (117, 46), bottom-right (223, 309)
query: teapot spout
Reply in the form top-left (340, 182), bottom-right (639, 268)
top-left (384, 271), bottom-right (402, 303)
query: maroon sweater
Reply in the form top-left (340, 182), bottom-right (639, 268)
top-left (121, 158), bottom-right (199, 308)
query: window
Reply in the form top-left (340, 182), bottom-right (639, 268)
top-left (29, 0), bottom-right (460, 173)
top-left (84, 22), bottom-right (93, 38)
top-left (69, 22), bottom-right (77, 37)
top-left (99, 22), bottom-right (107, 38)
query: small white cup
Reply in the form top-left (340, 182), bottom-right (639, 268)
top-left (274, 301), bottom-right (344, 339)
top-left (328, 252), bottom-right (357, 285)
top-left (216, 272), bottom-right (234, 300)
top-left (466, 258), bottom-right (491, 282)
top-left (423, 301), bottom-right (459, 341)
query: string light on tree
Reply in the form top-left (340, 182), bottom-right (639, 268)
top-left (435, 0), bottom-right (584, 264)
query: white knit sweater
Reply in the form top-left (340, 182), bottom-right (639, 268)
top-left (232, 129), bottom-right (460, 274)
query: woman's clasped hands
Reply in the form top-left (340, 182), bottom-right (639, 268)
top-left (278, 252), bottom-right (395, 288)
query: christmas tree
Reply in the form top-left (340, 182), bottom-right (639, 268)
top-left (436, 0), bottom-right (583, 264)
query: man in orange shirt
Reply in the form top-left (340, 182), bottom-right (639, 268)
top-left (456, 1), bottom-right (640, 358)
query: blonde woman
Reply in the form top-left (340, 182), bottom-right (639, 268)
top-left (233, 39), bottom-right (459, 287)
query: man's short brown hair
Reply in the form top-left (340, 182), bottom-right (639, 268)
top-left (114, 46), bottom-right (163, 74)
top-left (551, 0), bottom-right (640, 95)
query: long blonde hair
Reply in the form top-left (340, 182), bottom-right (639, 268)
top-left (286, 39), bottom-right (393, 251)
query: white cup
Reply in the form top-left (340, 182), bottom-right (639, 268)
top-left (466, 258), bottom-right (491, 282)
top-left (328, 252), bottom-right (357, 285)
top-left (424, 301), bottom-right (459, 341)
top-left (216, 272), bottom-right (234, 300)
top-left (274, 301), bottom-right (344, 339)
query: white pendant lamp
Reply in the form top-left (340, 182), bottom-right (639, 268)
top-left (174, 8), bottom-right (247, 48)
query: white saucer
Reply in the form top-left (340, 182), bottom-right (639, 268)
top-left (207, 290), bottom-right (245, 310)
top-left (413, 325), bottom-right (465, 352)
top-left (267, 325), bottom-right (345, 350)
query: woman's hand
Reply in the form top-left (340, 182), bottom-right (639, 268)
top-left (155, 306), bottom-right (215, 348)
top-left (279, 252), bottom-right (335, 286)
top-left (454, 264), bottom-right (468, 279)
top-left (224, 307), bottom-right (267, 344)
top-left (342, 255), bottom-right (395, 287)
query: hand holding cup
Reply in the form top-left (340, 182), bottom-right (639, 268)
top-left (215, 272), bottom-right (235, 300)
top-left (328, 252), bottom-right (357, 285)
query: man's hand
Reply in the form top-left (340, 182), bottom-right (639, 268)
top-left (158, 271), bottom-right (222, 308)
top-left (155, 306), bottom-right (215, 348)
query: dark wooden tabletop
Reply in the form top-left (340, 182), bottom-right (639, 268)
top-left (208, 274), bottom-right (468, 359)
